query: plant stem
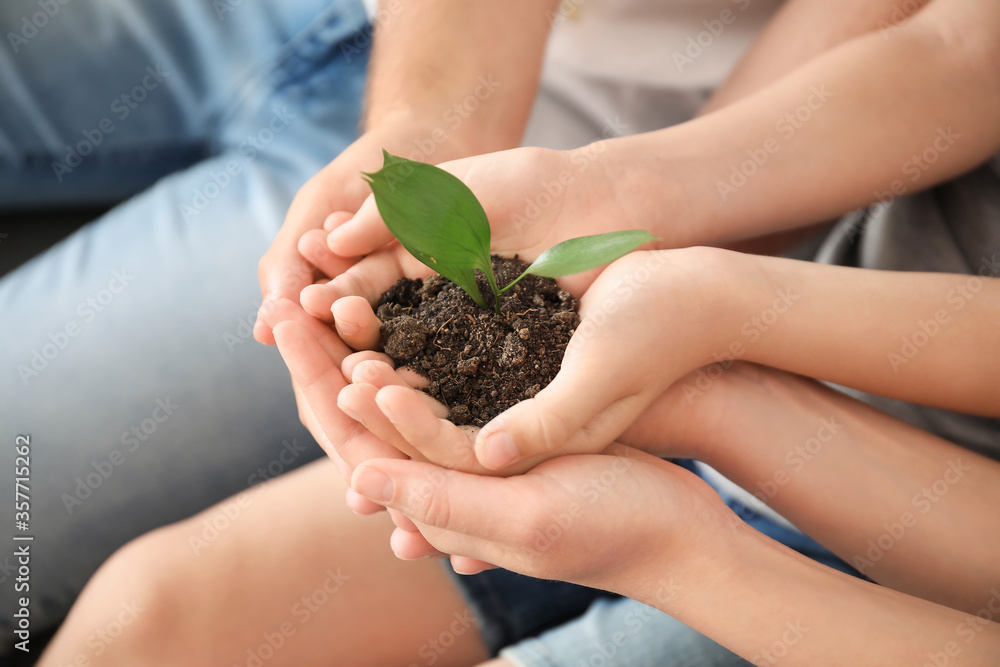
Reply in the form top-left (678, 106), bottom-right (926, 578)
top-left (483, 266), bottom-right (503, 314)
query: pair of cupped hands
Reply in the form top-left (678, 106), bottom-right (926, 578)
top-left (255, 140), bottom-right (738, 592)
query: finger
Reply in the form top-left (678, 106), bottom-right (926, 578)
top-left (254, 253), bottom-right (316, 344)
top-left (327, 245), bottom-right (431, 306)
top-left (375, 385), bottom-right (486, 473)
top-left (326, 194), bottom-right (395, 257)
top-left (297, 228), bottom-right (357, 280)
top-left (350, 459), bottom-right (536, 550)
top-left (300, 283), bottom-right (338, 322)
top-left (332, 295), bottom-right (382, 351)
top-left (257, 298), bottom-right (348, 364)
top-left (324, 210), bottom-right (354, 232)
top-left (346, 488), bottom-right (385, 515)
top-left (450, 556), bottom-right (497, 575)
top-left (338, 383), bottom-right (419, 460)
top-left (473, 328), bottom-right (643, 471)
top-left (390, 527), bottom-right (448, 561)
top-left (342, 350), bottom-right (395, 379)
top-left (389, 509), bottom-right (420, 533)
top-left (273, 321), bottom-right (406, 469)
top-left (254, 181), bottom-right (339, 345)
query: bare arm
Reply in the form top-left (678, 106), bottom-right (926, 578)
top-left (363, 0), bottom-right (559, 151)
top-left (606, 0), bottom-right (1000, 247)
top-left (701, 0), bottom-right (932, 116)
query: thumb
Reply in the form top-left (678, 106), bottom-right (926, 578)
top-left (326, 193), bottom-right (394, 258)
top-left (473, 327), bottom-right (643, 470)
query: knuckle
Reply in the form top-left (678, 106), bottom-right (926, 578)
top-left (403, 470), bottom-right (453, 528)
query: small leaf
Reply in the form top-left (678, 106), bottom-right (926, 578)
top-left (363, 150), bottom-right (496, 308)
top-left (525, 230), bottom-right (658, 278)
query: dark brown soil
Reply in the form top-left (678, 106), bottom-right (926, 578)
top-left (376, 256), bottom-right (580, 426)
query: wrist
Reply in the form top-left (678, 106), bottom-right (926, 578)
top-left (614, 468), bottom-right (750, 608)
top-left (364, 102), bottom-right (521, 163)
top-left (602, 127), bottom-right (720, 249)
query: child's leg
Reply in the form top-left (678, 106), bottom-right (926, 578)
top-left (38, 457), bottom-right (489, 667)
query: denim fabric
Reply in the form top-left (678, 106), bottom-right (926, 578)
top-left (0, 0), bottom-right (369, 644)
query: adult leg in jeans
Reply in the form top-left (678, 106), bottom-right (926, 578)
top-left (0, 0), bottom-right (369, 645)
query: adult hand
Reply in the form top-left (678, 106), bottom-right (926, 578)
top-left (254, 119), bottom-right (478, 345)
top-left (349, 444), bottom-right (734, 590)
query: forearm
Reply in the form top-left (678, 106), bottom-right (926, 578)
top-left (628, 518), bottom-right (1000, 664)
top-left (701, 0), bottom-right (931, 115)
top-left (608, 0), bottom-right (1000, 246)
top-left (723, 253), bottom-right (1000, 416)
top-left (696, 365), bottom-right (1000, 613)
top-left (363, 0), bottom-right (558, 153)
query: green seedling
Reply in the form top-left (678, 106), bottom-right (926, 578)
top-left (363, 150), bottom-right (657, 313)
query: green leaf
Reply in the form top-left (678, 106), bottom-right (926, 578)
top-left (363, 150), bottom-right (497, 309)
top-left (525, 230), bottom-right (658, 278)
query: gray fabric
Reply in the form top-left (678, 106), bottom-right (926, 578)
top-left (816, 156), bottom-right (1000, 461)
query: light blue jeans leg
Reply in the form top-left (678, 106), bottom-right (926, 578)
top-left (0, 0), bottom-right (370, 644)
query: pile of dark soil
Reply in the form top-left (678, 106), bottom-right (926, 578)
top-left (376, 256), bottom-right (580, 426)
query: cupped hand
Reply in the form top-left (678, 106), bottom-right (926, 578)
top-left (333, 246), bottom-right (746, 472)
top-left (299, 144), bottom-right (655, 322)
top-left (349, 444), bottom-right (733, 591)
top-left (254, 118), bottom-right (481, 345)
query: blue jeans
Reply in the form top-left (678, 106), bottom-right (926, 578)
top-left (0, 0), bottom-right (369, 643)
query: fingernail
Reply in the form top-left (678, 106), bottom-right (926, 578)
top-left (336, 318), bottom-right (360, 335)
top-left (354, 467), bottom-right (394, 503)
top-left (327, 224), bottom-right (350, 249)
top-left (375, 393), bottom-right (398, 424)
top-left (481, 431), bottom-right (518, 469)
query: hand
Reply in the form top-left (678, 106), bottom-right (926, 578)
top-left (332, 246), bottom-right (749, 471)
top-left (297, 143), bottom-right (658, 322)
top-left (254, 118), bottom-right (481, 345)
top-left (349, 444), bottom-right (734, 593)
